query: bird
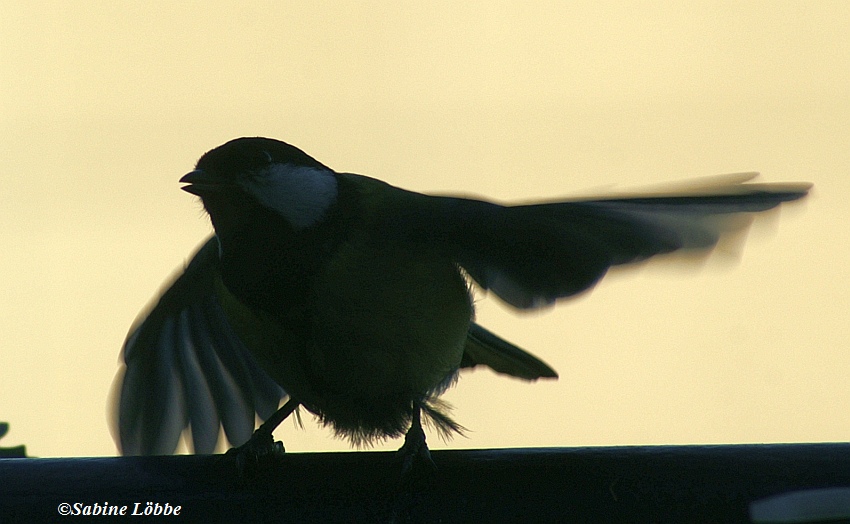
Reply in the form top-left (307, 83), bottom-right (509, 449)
top-left (114, 137), bottom-right (810, 466)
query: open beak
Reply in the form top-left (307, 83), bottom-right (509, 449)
top-left (180, 169), bottom-right (227, 196)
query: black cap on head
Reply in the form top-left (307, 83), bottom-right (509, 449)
top-left (195, 137), bottom-right (330, 176)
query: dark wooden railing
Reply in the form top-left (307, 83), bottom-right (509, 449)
top-left (2, 444), bottom-right (850, 522)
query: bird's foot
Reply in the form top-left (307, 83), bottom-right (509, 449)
top-left (397, 407), bottom-right (437, 489)
top-left (218, 397), bottom-right (299, 479)
top-left (220, 429), bottom-right (285, 479)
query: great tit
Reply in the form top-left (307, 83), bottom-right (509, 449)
top-left (115, 137), bottom-right (810, 462)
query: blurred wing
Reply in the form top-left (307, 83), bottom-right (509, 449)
top-left (115, 237), bottom-right (285, 455)
top-left (433, 174), bottom-right (810, 309)
top-left (461, 323), bottom-right (558, 380)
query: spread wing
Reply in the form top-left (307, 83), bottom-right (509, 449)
top-left (114, 237), bottom-right (286, 455)
top-left (430, 174), bottom-right (810, 309)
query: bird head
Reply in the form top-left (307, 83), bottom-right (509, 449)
top-left (180, 137), bottom-right (339, 232)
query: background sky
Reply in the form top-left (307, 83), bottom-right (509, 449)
top-left (1, 1), bottom-right (847, 457)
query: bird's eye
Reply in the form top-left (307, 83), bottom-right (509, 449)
top-left (246, 150), bottom-right (274, 172)
top-left (249, 149), bottom-right (273, 164)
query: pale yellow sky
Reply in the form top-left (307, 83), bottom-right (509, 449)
top-left (1, 1), bottom-right (847, 457)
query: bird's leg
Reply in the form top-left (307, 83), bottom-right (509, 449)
top-left (397, 402), bottom-right (437, 476)
top-left (224, 397), bottom-right (300, 475)
top-left (255, 396), bottom-right (301, 443)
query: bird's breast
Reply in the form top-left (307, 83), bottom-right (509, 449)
top-left (306, 240), bottom-right (473, 400)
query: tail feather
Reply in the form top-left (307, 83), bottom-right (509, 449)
top-left (462, 323), bottom-right (558, 380)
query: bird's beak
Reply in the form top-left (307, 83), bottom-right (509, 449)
top-left (180, 169), bottom-right (226, 196)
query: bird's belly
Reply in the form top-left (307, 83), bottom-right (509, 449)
top-left (308, 242), bottom-right (473, 401)
top-left (214, 240), bottom-right (472, 441)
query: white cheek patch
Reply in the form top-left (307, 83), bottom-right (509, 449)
top-left (242, 164), bottom-right (339, 229)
